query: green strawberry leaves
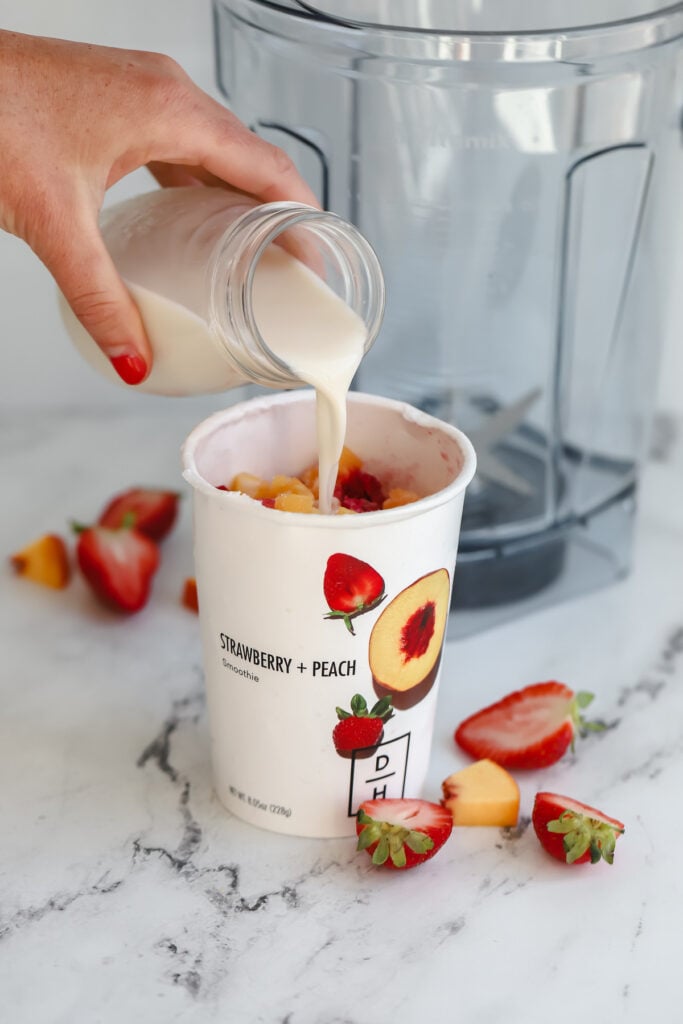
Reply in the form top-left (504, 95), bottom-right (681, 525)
top-left (336, 694), bottom-right (393, 723)
top-left (546, 810), bottom-right (623, 865)
top-left (356, 809), bottom-right (434, 867)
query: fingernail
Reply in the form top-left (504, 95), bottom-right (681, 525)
top-left (110, 352), bottom-right (148, 385)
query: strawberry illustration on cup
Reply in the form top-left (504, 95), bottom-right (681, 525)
top-left (332, 693), bottom-right (394, 758)
top-left (323, 553), bottom-right (386, 635)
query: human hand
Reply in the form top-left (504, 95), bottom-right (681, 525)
top-left (0, 30), bottom-right (319, 384)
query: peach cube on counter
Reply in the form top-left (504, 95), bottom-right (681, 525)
top-left (441, 759), bottom-right (520, 827)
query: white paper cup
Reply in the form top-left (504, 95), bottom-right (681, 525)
top-left (182, 390), bottom-right (476, 837)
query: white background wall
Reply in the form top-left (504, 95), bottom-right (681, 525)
top-left (1, 1), bottom-right (682, 416)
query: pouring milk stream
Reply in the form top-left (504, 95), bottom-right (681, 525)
top-left (58, 186), bottom-right (382, 511)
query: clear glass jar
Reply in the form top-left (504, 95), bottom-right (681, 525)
top-left (59, 186), bottom-right (385, 395)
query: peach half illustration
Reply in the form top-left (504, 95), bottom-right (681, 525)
top-left (369, 568), bottom-right (450, 710)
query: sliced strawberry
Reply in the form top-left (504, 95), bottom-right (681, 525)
top-left (454, 682), bottom-right (603, 770)
top-left (532, 792), bottom-right (625, 866)
top-left (323, 553), bottom-right (385, 635)
top-left (356, 798), bottom-right (453, 870)
top-left (74, 522), bottom-right (159, 614)
top-left (332, 694), bottom-right (393, 755)
top-left (98, 488), bottom-right (179, 541)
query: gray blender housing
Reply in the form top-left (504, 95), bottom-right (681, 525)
top-left (213, 1), bottom-right (683, 635)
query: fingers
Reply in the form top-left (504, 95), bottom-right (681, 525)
top-left (146, 162), bottom-right (204, 189)
top-left (196, 103), bottom-right (321, 209)
top-left (37, 202), bottom-right (152, 384)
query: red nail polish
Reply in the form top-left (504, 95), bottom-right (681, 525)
top-left (111, 353), bottom-right (147, 385)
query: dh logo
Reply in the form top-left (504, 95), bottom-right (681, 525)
top-left (347, 732), bottom-right (411, 817)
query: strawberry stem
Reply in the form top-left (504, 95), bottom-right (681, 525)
top-left (324, 592), bottom-right (386, 635)
top-left (547, 810), bottom-right (624, 865)
top-left (569, 691), bottom-right (605, 752)
top-left (356, 810), bottom-right (434, 868)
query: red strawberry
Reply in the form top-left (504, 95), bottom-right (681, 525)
top-left (356, 798), bottom-right (453, 870)
top-left (454, 682), bottom-right (603, 770)
top-left (74, 521), bottom-right (159, 613)
top-left (341, 497), bottom-right (382, 513)
top-left (532, 792), bottom-right (625, 866)
top-left (335, 468), bottom-right (385, 512)
top-left (323, 553), bottom-right (385, 634)
top-left (98, 488), bottom-right (179, 541)
top-left (332, 694), bottom-right (393, 755)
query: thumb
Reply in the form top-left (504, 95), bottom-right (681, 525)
top-left (39, 207), bottom-right (152, 385)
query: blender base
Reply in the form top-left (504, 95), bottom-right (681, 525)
top-left (449, 484), bottom-right (636, 638)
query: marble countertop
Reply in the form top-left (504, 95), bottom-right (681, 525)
top-left (1, 405), bottom-right (682, 1024)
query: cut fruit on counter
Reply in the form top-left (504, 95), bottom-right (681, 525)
top-left (454, 681), bottom-right (603, 770)
top-left (532, 792), bottom-right (625, 866)
top-left (356, 798), bottom-right (453, 870)
top-left (74, 520), bottom-right (160, 614)
top-left (441, 759), bottom-right (520, 827)
top-left (9, 533), bottom-right (71, 589)
top-left (98, 487), bottom-right (180, 540)
top-left (181, 577), bottom-right (199, 613)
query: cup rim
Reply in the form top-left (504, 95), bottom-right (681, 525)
top-left (181, 389), bottom-right (477, 528)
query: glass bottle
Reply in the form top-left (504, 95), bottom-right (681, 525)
top-left (59, 186), bottom-right (385, 395)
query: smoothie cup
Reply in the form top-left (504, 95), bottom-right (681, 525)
top-left (182, 390), bottom-right (476, 837)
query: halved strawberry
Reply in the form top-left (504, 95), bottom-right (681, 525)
top-left (323, 553), bottom-right (385, 635)
top-left (532, 792), bottom-right (625, 866)
top-left (98, 488), bottom-right (179, 541)
top-left (333, 694), bottom-right (393, 755)
top-left (356, 798), bottom-right (453, 870)
top-left (454, 681), bottom-right (602, 770)
top-left (74, 521), bottom-right (159, 613)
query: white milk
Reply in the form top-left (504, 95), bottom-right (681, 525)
top-left (250, 246), bottom-right (367, 511)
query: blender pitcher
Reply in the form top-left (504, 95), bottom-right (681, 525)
top-left (212, 0), bottom-right (683, 634)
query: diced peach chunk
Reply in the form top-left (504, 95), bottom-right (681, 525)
top-left (229, 472), bottom-right (264, 499)
top-left (261, 475), bottom-right (313, 500)
top-left (336, 446), bottom-right (363, 480)
top-left (441, 759), bottom-right (520, 827)
top-left (299, 463), bottom-right (319, 497)
top-left (382, 488), bottom-right (420, 510)
top-left (10, 533), bottom-right (71, 589)
top-left (274, 492), bottom-right (316, 513)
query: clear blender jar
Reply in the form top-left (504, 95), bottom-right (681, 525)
top-left (212, 0), bottom-right (683, 634)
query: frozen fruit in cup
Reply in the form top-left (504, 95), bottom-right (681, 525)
top-left (223, 445), bottom-right (421, 515)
